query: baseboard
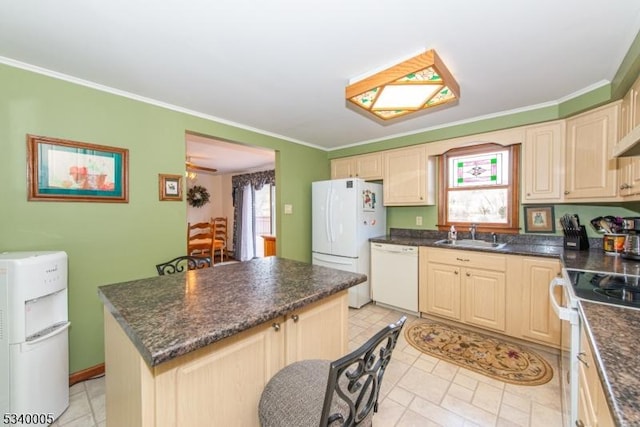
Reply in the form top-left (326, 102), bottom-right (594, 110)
top-left (69, 363), bottom-right (105, 386)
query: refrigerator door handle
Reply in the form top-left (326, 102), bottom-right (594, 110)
top-left (25, 321), bottom-right (71, 345)
top-left (327, 187), bottom-right (335, 242)
top-left (325, 187), bottom-right (332, 243)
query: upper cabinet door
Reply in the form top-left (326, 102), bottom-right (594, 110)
top-left (330, 157), bottom-right (355, 179)
top-left (354, 152), bottom-right (383, 180)
top-left (522, 122), bottom-right (564, 203)
top-left (565, 103), bottom-right (620, 200)
top-left (383, 145), bottom-right (435, 206)
top-left (331, 153), bottom-right (383, 180)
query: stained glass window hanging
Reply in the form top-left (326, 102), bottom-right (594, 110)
top-left (449, 151), bottom-right (508, 188)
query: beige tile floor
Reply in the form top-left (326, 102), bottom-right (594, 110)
top-left (53, 302), bottom-right (562, 427)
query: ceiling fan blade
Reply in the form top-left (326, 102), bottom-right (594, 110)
top-left (186, 162), bottom-right (218, 173)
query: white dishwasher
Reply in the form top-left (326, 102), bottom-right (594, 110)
top-left (370, 243), bottom-right (418, 314)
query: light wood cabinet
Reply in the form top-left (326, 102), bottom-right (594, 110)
top-left (565, 103), bottom-right (620, 200)
top-left (518, 257), bottom-right (562, 347)
top-left (420, 247), bottom-right (506, 333)
top-left (463, 267), bottom-right (506, 332)
top-left (421, 255), bottom-right (461, 320)
top-left (522, 121), bottom-right (564, 202)
top-left (616, 76), bottom-right (640, 198)
top-left (617, 156), bottom-right (640, 197)
top-left (104, 291), bottom-right (348, 427)
top-left (284, 291), bottom-right (348, 364)
top-left (577, 328), bottom-right (615, 427)
top-left (420, 248), bottom-right (565, 347)
top-left (619, 74), bottom-right (640, 138)
top-left (330, 152), bottom-right (383, 180)
top-left (383, 145), bottom-right (435, 206)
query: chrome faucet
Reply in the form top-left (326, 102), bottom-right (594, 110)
top-left (469, 224), bottom-right (478, 240)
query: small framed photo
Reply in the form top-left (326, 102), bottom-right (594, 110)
top-left (27, 134), bottom-right (129, 203)
top-left (159, 174), bottom-right (183, 201)
top-left (524, 205), bottom-right (555, 233)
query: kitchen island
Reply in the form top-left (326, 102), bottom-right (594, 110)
top-left (98, 257), bottom-right (366, 427)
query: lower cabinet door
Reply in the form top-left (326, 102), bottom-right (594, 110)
top-left (463, 268), bottom-right (506, 332)
top-left (425, 262), bottom-right (462, 321)
top-left (154, 319), bottom-right (284, 427)
top-left (285, 291), bottom-right (348, 364)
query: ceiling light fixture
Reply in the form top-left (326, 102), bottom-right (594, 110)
top-left (345, 49), bottom-right (460, 121)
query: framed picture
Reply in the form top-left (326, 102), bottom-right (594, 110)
top-left (27, 134), bottom-right (129, 203)
top-left (159, 174), bottom-right (183, 201)
top-left (524, 205), bottom-right (555, 233)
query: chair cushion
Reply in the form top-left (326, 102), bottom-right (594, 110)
top-left (259, 360), bottom-right (334, 427)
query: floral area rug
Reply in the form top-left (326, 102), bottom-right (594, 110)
top-left (404, 319), bottom-right (553, 386)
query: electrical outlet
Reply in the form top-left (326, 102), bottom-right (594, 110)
top-left (416, 216), bottom-right (423, 226)
top-left (284, 204), bottom-right (293, 214)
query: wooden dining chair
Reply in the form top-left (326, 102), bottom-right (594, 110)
top-left (212, 217), bottom-right (228, 263)
top-left (187, 221), bottom-right (214, 257)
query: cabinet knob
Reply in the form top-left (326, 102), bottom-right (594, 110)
top-left (456, 257), bottom-right (470, 262)
top-left (466, 272), bottom-right (471, 277)
top-left (564, 191), bottom-right (570, 195)
top-left (454, 270), bottom-right (459, 275)
top-left (526, 193), bottom-right (531, 196)
top-left (272, 322), bottom-right (281, 332)
top-left (292, 314), bottom-right (299, 322)
top-left (576, 420), bottom-right (585, 427)
top-left (620, 183), bottom-right (631, 190)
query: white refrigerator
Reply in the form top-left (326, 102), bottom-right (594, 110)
top-left (312, 178), bottom-right (386, 308)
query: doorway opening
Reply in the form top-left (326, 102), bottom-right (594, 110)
top-left (185, 132), bottom-right (276, 261)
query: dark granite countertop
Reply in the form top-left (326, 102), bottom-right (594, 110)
top-left (580, 302), bottom-right (640, 427)
top-left (374, 228), bottom-right (640, 426)
top-left (98, 257), bottom-right (366, 367)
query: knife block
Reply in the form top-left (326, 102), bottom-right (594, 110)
top-left (563, 226), bottom-right (589, 250)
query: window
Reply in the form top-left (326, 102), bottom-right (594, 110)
top-left (438, 143), bottom-right (519, 233)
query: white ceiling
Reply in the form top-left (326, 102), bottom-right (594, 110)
top-left (186, 134), bottom-right (275, 174)
top-left (1, 1), bottom-right (640, 171)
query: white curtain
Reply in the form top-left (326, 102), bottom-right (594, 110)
top-left (239, 184), bottom-right (255, 261)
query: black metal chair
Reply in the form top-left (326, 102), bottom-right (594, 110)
top-left (258, 316), bottom-right (407, 427)
top-left (155, 256), bottom-right (212, 275)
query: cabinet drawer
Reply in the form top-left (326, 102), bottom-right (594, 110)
top-left (425, 247), bottom-right (506, 271)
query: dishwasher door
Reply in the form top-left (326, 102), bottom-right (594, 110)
top-left (370, 243), bottom-right (418, 314)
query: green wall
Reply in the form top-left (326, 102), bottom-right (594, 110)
top-left (0, 64), bottom-right (329, 373)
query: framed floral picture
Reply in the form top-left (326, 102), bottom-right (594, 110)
top-left (159, 174), bottom-right (183, 201)
top-left (27, 134), bottom-right (129, 202)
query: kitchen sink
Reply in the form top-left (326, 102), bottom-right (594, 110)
top-left (434, 239), bottom-right (507, 250)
